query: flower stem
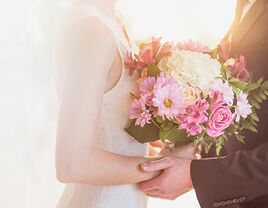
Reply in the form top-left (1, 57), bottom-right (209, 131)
top-left (151, 118), bottom-right (162, 129)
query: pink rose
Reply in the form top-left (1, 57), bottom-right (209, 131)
top-left (206, 106), bottom-right (233, 137)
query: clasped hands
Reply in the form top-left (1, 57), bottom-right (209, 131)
top-left (138, 143), bottom-right (200, 200)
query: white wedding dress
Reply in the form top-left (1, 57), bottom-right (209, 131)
top-left (56, 5), bottom-right (148, 208)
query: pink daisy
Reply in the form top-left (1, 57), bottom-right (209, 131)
top-left (139, 76), bottom-right (157, 99)
top-left (155, 73), bottom-right (177, 89)
top-left (152, 84), bottom-right (185, 120)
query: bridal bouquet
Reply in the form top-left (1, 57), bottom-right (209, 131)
top-left (125, 38), bottom-right (268, 155)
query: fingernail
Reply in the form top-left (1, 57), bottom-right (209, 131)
top-left (141, 162), bottom-right (149, 170)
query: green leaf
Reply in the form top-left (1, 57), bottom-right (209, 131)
top-left (250, 111), bottom-right (259, 122)
top-left (261, 80), bottom-right (268, 90)
top-left (216, 143), bottom-right (223, 156)
top-left (242, 120), bottom-right (258, 133)
top-left (257, 77), bottom-right (264, 85)
top-left (248, 117), bottom-right (258, 127)
top-left (210, 48), bottom-right (218, 59)
top-left (156, 116), bottom-right (165, 124)
top-left (250, 99), bottom-right (260, 109)
top-left (196, 130), bottom-right (206, 142)
top-left (259, 91), bottom-right (267, 100)
top-left (204, 142), bottom-right (213, 154)
top-left (253, 94), bottom-right (263, 103)
top-left (161, 121), bottom-right (174, 131)
top-left (229, 80), bottom-right (248, 91)
top-left (167, 128), bottom-right (194, 147)
top-left (215, 136), bottom-right (226, 156)
top-left (125, 121), bottom-right (160, 143)
top-left (147, 64), bottom-right (160, 77)
top-left (235, 135), bottom-right (246, 144)
top-left (159, 128), bottom-right (174, 142)
top-left (245, 83), bottom-right (261, 93)
top-left (229, 78), bottom-right (240, 83)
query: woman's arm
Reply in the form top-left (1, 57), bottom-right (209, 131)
top-left (56, 17), bottom-right (158, 185)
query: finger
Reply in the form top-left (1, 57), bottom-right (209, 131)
top-left (137, 176), bottom-right (162, 191)
top-left (140, 157), bottom-right (175, 172)
top-left (144, 189), bottom-right (164, 196)
top-left (146, 194), bottom-right (167, 200)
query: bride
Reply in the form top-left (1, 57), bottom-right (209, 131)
top-left (55, 0), bottom-right (159, 207)
top-left (55, 0), bottom-right (197, 207)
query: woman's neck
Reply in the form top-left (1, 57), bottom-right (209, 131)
top-left (77, 0), bottom-right (116, 18)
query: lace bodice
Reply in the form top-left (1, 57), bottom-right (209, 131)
top-left (57, 5), bottom-right (148, 208)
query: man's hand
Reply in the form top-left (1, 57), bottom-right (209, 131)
top-left (138, 156), bottom-right (193, 200)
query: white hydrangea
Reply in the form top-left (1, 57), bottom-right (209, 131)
top-left (158, 49), bottom-right (222, 92)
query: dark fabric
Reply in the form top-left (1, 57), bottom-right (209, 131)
top-left (191, 143), bottom-right (268, 208)
top-left (192, 0), bottom-right (268, 207)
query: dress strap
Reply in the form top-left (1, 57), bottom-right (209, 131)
top-left (60, 4), bottom-right (131, 55)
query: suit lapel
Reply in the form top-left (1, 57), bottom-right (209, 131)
top-left (232, 0), bottom-right (265, 50)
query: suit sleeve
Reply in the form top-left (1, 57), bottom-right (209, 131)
top-left (190, 142), bottom-right (268, 208)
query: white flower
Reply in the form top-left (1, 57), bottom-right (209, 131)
top-left (234, 92), bottom-right (252, 122)
top-left (209, 79), bottom-right (234, 105)
top-left (158, 50), bottom-right (222, 92)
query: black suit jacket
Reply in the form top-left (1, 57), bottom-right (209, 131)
top-left (191, 0), bottom-right (268, 207)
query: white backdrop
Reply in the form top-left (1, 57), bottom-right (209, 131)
top-left (0, 0), bottom-right (235, 207)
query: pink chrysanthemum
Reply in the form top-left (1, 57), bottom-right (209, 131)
top-left (129, 96), bottom-right (152, 127)
top-left (152, 84), bottom-right (185, 120)
top-left (155, 73), bottom-right (177, 89)
top-left (139, 76), bottom-right (157, 100)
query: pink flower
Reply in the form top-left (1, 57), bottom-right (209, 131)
top-left (139, 47), bottom-right (156, 65)
top-left (152, 84), bottom-right (185, 120)
top-left (206, 91), bottom-right (233, 137)
top-left (206, 106), bottom-right (233, 137)
top-left (138, 37), bottom-right (173, 66)
top-left (183, 86), bottom-right (202, 105)
top-left (177, 99), bottom-right (209, 136)
top-left (176, 40), bottom-right (211, 53)
top-left (129, 96), bottom-right (152, 127)
top-left (158, 42), bottom-right (173, 59)
top-left (139, 76), bottom-right (157, 103)
top-left (209, 80), bottom-right (234, 106)
top-left (234, 92), bottom-right (252, 122)
top-left (125, 52), bottom-right (146, 76)
top-left (218, 40), bottom-right (231, 62)
top-left (181, 123), bottom-right (203, 136)
top-left (209, 91), bottom-right (226, 109)
top-left (155, 73), bottom-right (177, 89)
top-left (226, 56), bottom-right (250, 81)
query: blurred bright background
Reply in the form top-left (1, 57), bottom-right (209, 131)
top-left (0, 0), bottom-right (235, 207)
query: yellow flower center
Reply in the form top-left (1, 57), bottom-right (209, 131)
top-left (164, 99), bottom-right (173, 108)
